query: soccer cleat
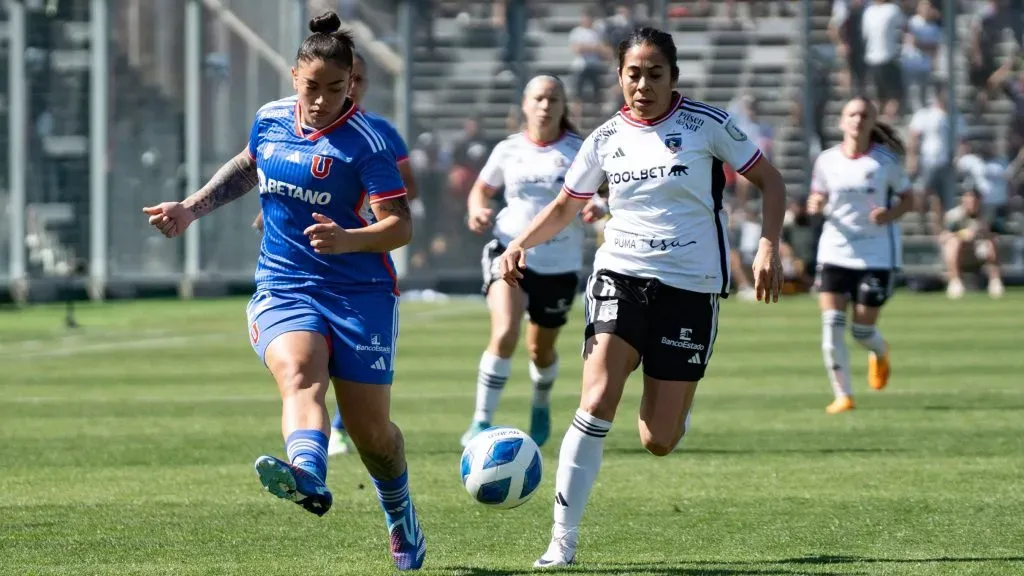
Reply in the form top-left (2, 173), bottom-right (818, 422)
top-left (254, 455), bottom-right (333, 517)
top-left (534, 528), bottom-right (577, 568)
top-left (988, 277), bottom-right (1005, 299)
top-left (385, 497), bottom-right (426, 570)
top-left (868, 345), bottom-right (890, 391)
top-left (825, 396), bottom-right (855, 414)
top-left (529, 405), bottom-right (551, 447)
top-left (328, 427), bottom-right (351, 456)
top-left (460, 420), bottom-right (491, 447)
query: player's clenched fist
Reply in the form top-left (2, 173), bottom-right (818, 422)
top-left (143, 202), bottom-right (196, 238)
top-left (497, 244), bottom-right (527, 286)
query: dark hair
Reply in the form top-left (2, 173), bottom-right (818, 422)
top-left (616, 27), bottom-right (679, 83)
top-left (296, 11), bottom-right (355, 69)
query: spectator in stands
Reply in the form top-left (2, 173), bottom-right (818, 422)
top-left (986, 49), bottom-right (1024, 166)
top-left (409, 131), bottom-right (446, 270)
top-left (448, 116), bottom-right (492, 202)
top-left (901, 0), bottom-right (942, 111)
top-left (830, 0), bottom-right (867, 97)
top-left (968, 0), bottom-right (1002, 117)
top-left (957, 140), bottom-right (1015, 223)
top-left (862, 0), bottom-right (906, 121)
top-left (907, 82), bottom-right (966, 228)
top-left (782, 194), bottom-right (816, 290)
top-left (568, 7), bottom-right (611, 115)
top-left (941, 188), bottom-right (1006, 299)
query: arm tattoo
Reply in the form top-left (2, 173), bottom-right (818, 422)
top-left (183, 150), bottom-right (259, 219)
top-left (371, 196), bottom-right (412, 221)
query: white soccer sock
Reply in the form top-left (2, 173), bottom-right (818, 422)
top-left (851, 323), bottom-right (887, 356)
top-left (472, 351), bottom-right (511, 423)
top-left (530, 358), bottom-right (559, 408)
top-left (822, 310), bottom-right (852, 398)
top-left (553, 409), bottom-right (612, 531)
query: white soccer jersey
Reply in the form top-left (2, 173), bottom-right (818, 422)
top-left (812, 144), bottom-right (911, 270)
top-left (479, 131), bottom-right (585, 274)
top-left (562, 94), bottom-right (763, 294)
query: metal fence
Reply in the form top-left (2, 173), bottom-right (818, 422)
top-left (2, 0), bottom-right (1020, 303)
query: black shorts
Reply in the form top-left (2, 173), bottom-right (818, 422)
top-left (583, 269), bottom-right (720, 382)
top-left (481, 239), bottom-right (579, 328)
top-left (870, 60), bottom-right (903, 102)
top-left (815, 264), bottom-right (895, 308)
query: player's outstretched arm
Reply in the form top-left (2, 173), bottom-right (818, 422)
top-left (183, 149), bottom-right (259, 219)
top-left (508, 191), bottom-right (588, 252)
top-left (742, 159), bottom-right (787, 303)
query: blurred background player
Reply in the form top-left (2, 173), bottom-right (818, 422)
top-left (251, 50), bottom-right (419, 457)
top-left (462, 75), bottom-right (605, 449)
top-left (144, 13), bottom-right (425, 570)
top-left (808, 96), bottom-right (913, 415)
top-left (495, 27), bottom-right (787, 568)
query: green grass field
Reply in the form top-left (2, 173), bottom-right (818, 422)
top-left (1, 291), bottom-right (1023, 576)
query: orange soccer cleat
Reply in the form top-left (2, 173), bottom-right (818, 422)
top-left (826, 396), bottom-right (855, 414)
top-left (869, 345), bottom-right (890, 391)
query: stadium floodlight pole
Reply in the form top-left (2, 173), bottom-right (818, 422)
top-left (89, 0), bottom-right (109, 302)
top-left (801, 0), bottom-right (815, 197)
top-left (653, 0), bottom-right (668, 28)
top-left (183, 0), bottom-right (202, 298)
top-left (7, 0), bottom-right (27, 303)
top-left (944, 0), bottom-right (957, 175)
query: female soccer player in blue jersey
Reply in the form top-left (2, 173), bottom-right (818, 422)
top-left (143, 12), bottom-right (425, 571)
top-left (251, 51), bottom-right (419, 457)
top-left (462, 75), bottom-right (605, 448)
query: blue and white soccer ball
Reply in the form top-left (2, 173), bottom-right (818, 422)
top-left (460, 426), bottom-right (542, 509)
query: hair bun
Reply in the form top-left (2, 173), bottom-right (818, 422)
top-left (309, 11), bottom-right (342, 34)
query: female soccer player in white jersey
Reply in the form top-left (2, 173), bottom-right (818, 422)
top-left (495, 27), bottom-right (787, 567)
top-left (462, 75), bottom-right (605, 449)
top-left (143, 13), bottom-right (425, 571)
top-left (807, 96), bottom-right (913, 415)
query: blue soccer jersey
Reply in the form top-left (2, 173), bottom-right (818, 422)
top-left (360, 108), bottom-right (409, 164)
top-left (248, 96), bottom-right (406, 294)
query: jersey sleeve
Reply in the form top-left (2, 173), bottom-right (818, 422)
top-left (562, 132), bottom-right (605, 199)
top-left (358, 150), bottom-right (407, 204)
top-left (886, 157), bottom-right (911, 195)
top-left (810, 155), bottom-right (828, 195)
top-left (247, 113), bottom-right (262, 160)
top-left (476, 140), bottom-right (507, 190)
top-left (711, 115), bottom-right (763, 175)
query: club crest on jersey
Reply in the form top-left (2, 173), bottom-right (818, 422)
top-left (310, 155), bottom-right (334, 179)
top-left (250, 321), bottom-right (260, 345)
top-left (262, 143), bottom-right (275, 159)
top-left (664, 134), bottom-right (683, 153)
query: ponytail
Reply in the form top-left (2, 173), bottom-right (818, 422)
top-left (559, 115), bottom-right (579, 138)
top-left (870, 121), bottom-right (906, 157)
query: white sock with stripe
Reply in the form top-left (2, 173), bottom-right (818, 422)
top-left (552, 409), bottom-right (612, 533)
top-left (822, 310), bottom-right (851, 398)
top-left (851, 323), bottom-right (887, 356)
top-left (472, 351), bottom-right (511, 423)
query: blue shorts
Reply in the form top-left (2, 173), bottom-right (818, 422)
top-left (246, 287), bottom-right (399, 385)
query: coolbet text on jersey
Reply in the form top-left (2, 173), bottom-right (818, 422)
top-left (244, 95), bottom-right (407, 386)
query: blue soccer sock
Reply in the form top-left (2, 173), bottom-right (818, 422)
top-left (372, 468), bottom-right (411, 517)
top-left (331, 408), bottom-right (346, 432)
top-left (285, 429), bottom-right (329, 482)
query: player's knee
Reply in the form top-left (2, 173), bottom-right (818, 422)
top-left (579, 382), bottom-right (618, 422)
top-left (851, 323), bottom-right (876, 342)
top-left (527, 342), bottom-right (557, 368)
top-left (490, 327), bottom-right (519, 357)
top-left (274, 358), bottom-right (326, 398)
top-left (640, 431), bottom-right (681, 457)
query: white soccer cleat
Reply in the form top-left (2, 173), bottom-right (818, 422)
top-left (988, 277), bottom-right (1005, 299)
top-left (946, 278), bottom-right (965, 300)
top-left (533, 528), bottom-right (577, 569)
top-left (328, 427), bottom-right (350, 456)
